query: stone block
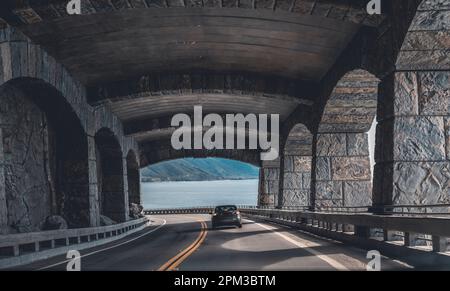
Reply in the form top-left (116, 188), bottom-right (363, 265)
top-left (302, 173), bottom-right (311, 190)
top-left (394, 116), bottom-right (446, 161)
top-left (315, 157), bottom-right (331, 181)
top-left (402, 31), bottom-right (450, 51)
top-left (284, 156), bottom-right (294, 172)
top-left (419, 71), bottom-right (450, 115)
top-left (282, 190), bottom-right (309, 206)
top-left (294, 156), bottom-right (312, 172)
top-left (347, 133), bottom-right (369, 156)
top-left (393, 161), bottom-right (450, 206)
top-left (343, 181), bottom-right (372, 206)
top-left (316, 134), bottom-right (346, 156)
top-left (419, 0), bottom-right (450, 11)
top-left (409, 11), bottom-right (450, 31)
top-left (316, 181), bottom-right (343, 201)
top-left (283, 173), bottom-right (302, 189)
top-left (267, 180), bottom-right (279, 195)
top-left (393, 72), bottom-right (419, 116)
top-left (315, 199), bottom-right (343, 208)
top-left (397, 50), bottom-right (450, 71)
top-left (332, 157), bottom-right (371, 181)
top-left (264, 168), bottom-right (279, 181)
top-left (259, 193), bottom-right (274, 206)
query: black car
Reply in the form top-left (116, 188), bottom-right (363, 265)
top-left (211, 205), bottom-right (242, 229)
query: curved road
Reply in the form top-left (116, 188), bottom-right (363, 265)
top-left (16, 215), bottom-right (408, 271)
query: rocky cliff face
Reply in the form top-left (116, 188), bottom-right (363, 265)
top-left (1, 85), bottom-right (54, 233)
top-left (141, 158), bottom-right (259, 182)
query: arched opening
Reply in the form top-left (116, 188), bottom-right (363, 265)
top-left (141, 157), bottom-right (259, 209)
top-left (126, 150), bottom-right (141, 206)
top-left (95, 128), bottom-right (126, 223)
top-left (281, 124), bottom-right (312, 208)
top-left (0, 78), bottom-right (90, 233)
top-left (315, 69), bottom-right (379, 209)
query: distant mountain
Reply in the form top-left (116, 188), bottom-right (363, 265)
top-left (141, 158), bottom-right (259, 182)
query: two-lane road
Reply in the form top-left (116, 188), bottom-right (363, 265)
top-left (15, 215), bottom-right (408, 271)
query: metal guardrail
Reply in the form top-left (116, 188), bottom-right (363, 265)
top-left (144, 205), bottom-right (259, 215)
top-left (0, 217), bottom-right (149, 268)
top-left (238, 207), bottom-right (450, 253)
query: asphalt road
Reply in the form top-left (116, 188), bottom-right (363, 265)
top-left (15, 214), bottom-right (408, 271)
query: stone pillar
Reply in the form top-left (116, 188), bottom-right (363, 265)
top-left (373, 3), bottom-right (450, 211)
top-left (122, 157), bottom-right (130, 221)
top-left (87, 136), bottom-right (100, 227)
top-left (258, 160), bottom-right (280, 208)
top-left (314, 133), bottom-right (372, 208)
top-left (0, 128), bottom-right (7, 234)
top-left (282, 150), bottom-right (312, 208)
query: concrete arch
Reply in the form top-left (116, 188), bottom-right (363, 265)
top-left (280, 124), bottom-right (313, 208)
top-left (0, 77), bottom-right (91, 233)
top-left (95, 128), bottom-right (126, 223)
top-left (314, 69), bottom-right (380, 209)
top-left (126, 150), bottom-right (141, 206)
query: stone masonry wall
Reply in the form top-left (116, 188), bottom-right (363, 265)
top-left (281, 125), bottom-right (312, 207)
top-left (0, 27), bottom-right (140, 232)
top-left (315, 133), bottom-right (372, 208)
top-left (374, 1), bottom-right (450, 210)
top-left (258, 160), bottom-right (280, 207)
top-left (0, 84), bottom-right (54, 233)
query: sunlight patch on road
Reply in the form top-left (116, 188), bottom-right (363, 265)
top-left (251, 220), bottom-right (349, 271)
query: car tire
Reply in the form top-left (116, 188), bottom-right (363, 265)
top-left (237, 224), bottom-right (242, 228)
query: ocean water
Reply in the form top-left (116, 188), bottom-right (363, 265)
top-left (142, 179), bottom-right (258, 209)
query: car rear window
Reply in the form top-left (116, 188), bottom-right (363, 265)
top-left (215, 205), bottom-right (237, 212)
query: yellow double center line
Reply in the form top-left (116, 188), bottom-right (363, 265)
top-left (157, 219), bottom-right (208, 271)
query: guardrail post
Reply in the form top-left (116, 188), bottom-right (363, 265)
top-left (354, 225), bottom-right (370, 238)
top-left (404, 232), bottom-right (419, 247)
top-left (432, 236), bottom-right (447, 252)
top-left (383, 230), bottom-right (399, 241)
top-left (13, 245), bottom-right (19, 256)
top-left (343, 224), bottom-right (354, 233)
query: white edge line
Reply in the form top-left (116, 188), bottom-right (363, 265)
top-left (37, 218), bottom-right (167, 270)
top-left (248, 219), bottom-right (349, 271)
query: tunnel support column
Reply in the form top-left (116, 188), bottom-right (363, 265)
top-left (0, 128), bottom-right (7, 234)
top-left (258, 160), bottom-right (280, 208)
top-left (122, 157), bottom-right (130, 221)
top-left (313, 133), bottom-right (372, 209)
top-left (280, 125), bottom-right (313, 208)
top-left (88, 135), bottom-right (101, 227)
top-left (374, 70), bottom-right (450, 209)
top-left (373, 2), bottom-right (450, 212)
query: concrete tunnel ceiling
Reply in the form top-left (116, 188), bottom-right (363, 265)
top-left (0, 0), bottom-right (385, 145)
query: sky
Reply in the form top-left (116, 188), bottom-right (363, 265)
top-left (368, 118), bottom-right (377, 176)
